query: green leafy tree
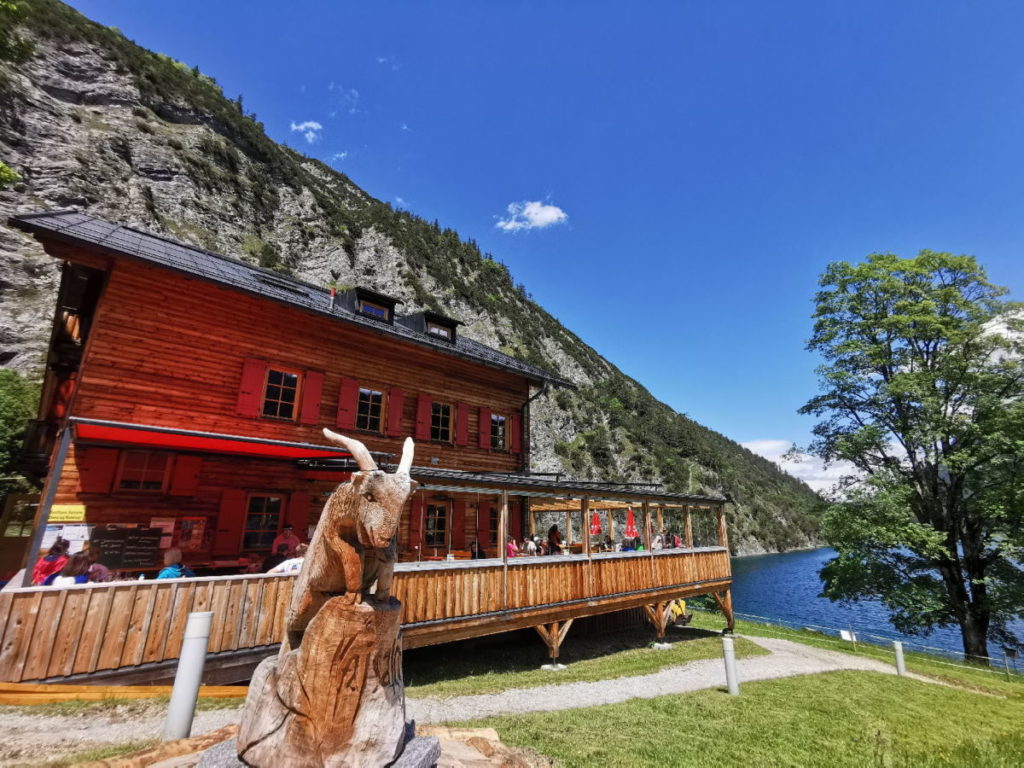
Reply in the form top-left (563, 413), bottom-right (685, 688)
top-left (0, 370), bottom-right (39, 500)
top-left (0, 161), bottom-right (19, 189)
top-left (0, 0), bottom-right (33, 64)
top-left (801, 251), bottom-right (1024, 660)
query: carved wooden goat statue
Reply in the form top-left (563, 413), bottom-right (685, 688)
top-left (284, 429), bottom-right (417, 650)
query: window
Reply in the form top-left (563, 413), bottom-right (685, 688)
top-left (488, 504), bottom-right (499, 547)
top-left (430, 402), bottom-right (452, 442)
top-left (425, 504), bottom-right (447, 548)
top-left (116, 451), bottom-right (171, 492)
top-left (490, 414), bottom-right (507, 450)
top-left (262, 368), bottom-right (301, 420)
top-left (426, 322), bottom-right (452, 340)
top-left (356, 388), bottom-right (384, 432)
top-left (242, 495), bottom-right (282, 551)
top-left (359, 299), bottom-right (390, 321)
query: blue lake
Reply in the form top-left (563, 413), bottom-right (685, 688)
top-left (730, 547), bottom-right (1022, 662)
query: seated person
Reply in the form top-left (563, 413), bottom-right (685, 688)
top-left (157, 548), bottom-right (196, 579)
top-left (46, 552), bottom-right (91, 586)
top-left (469, 540), bottom-right (486, 559)
top-left (268, 543), bottom-right (308, 574)
top-left (261, 543), bottom-right (290, 573)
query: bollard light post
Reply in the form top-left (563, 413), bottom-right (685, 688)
top-left (162, 611), bottom-right (214, 741)
top-left (893, 640), bottom-right (906, 676)
top-left (722, 634), bottom-right (739, 695)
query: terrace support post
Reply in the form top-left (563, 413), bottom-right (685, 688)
top-left (643, 601), bottom-right (673, 650)
top-left (656, 506), bottom-right (664, 533)
top-left (716, 504), bottom-right (729, 551)
top-left (564, 508), bottom-right (572, 547)
top-left (536, 619), bottom-right (574, 670)
top-left (684, 505), bottom-right (694, 549)
top-left (642, 500), bottom-right (652, 550)
top-left (582, 496), bottom-right (594, 598)
top-left (712, 589), bottom-right (736, 632)
top-left (607, 508), bottom-right (615, 542)
top-left (500, 490), bottom-right (509, 609)
top-left (528, 499), bottom-right (536, 537)
top-left (21, 424), bottom-right (73, 587)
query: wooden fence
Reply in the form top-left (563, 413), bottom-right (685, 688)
top-left (0, 547), bottom-right (731, 683)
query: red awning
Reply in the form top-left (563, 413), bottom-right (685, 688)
top-left (73, 420), bottom-right (353, 461)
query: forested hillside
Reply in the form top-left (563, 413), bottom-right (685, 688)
top-left (0, 0), bottom-right (822, 552)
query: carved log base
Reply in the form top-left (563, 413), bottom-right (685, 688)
top-left (237, 598), bottom-right (406, 768)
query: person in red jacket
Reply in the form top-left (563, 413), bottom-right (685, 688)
top-left (32, 539), bottom-right (69, 585)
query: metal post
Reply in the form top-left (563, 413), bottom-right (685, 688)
top-left (162, 611), bottom-right (213, 741)
top-left (722, 634), bottom-right (739, 695)
top-left (22, 425), bottom-right (74, 587)
top-left (893, 641), bottom-right (906, 676)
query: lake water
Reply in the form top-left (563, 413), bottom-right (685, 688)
top-left (730, 547), bottom-right (1022, 662)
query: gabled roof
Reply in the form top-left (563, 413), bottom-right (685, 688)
top-left (9, 210), bottom-right (573, 387)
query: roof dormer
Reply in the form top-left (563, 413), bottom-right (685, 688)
top-left (343, 287), bottom-right (402, 324)
top-left (398, 310), bottom-right (462, 343)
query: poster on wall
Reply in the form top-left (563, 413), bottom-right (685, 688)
top-left (149, 517), bottom-right (176, 549)
top-left (40, 522), bottom-right (95, 553)
top-left (178, 517), bottom-right (207, 553)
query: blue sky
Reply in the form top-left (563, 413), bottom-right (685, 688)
top-left (70, 1), bottom-right (1024, 487)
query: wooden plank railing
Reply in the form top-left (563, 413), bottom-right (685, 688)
top-left (0, 547), bottom-right (730, 683)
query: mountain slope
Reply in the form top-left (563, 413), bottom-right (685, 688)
top-left (0, 0), bottom-right (822, 553)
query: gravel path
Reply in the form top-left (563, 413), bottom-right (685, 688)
top-left (0, 706), bottom-right (240, 766)
top-left (0, 635), bottom-right (933, 765)
top-left (406, 635), bottom-right (935, 723)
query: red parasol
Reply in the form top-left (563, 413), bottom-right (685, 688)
top-left (590, 510), bottom-right (602, 536)
top-left (624, 508), bottom-right (639, 539)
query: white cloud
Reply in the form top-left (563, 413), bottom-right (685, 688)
top-left (329, 151), bottom-right (348, 162)
top-left (290, 120), bottom-right (323, 144)
top-left (395, 196), bottom-right (406, 205)
top-left (496, 200), bottom-right (569, 232)
top-left (376, 56), bottom-right (400, 70)
top-left (400, 122), bottom-right (410, 131)
top-left (328, 83), bottom-right (361, 115)
top-left (741, 439), bottom-right (857, 494)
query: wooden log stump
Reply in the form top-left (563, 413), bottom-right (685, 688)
top-left (237, 597), bottom-right (405, 768)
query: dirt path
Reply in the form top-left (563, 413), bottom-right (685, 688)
top-left (0, 635), bottom-right (931, 766)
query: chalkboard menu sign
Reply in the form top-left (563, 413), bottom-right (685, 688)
top-left (90, 526), bottom-right (163, 569)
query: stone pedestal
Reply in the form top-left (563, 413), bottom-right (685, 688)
top-left (237, 598), bottom-right (406, 768)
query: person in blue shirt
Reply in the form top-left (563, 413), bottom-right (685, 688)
top-left (157, 547), bottom-right (196, 579)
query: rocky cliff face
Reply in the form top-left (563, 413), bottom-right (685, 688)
top-left (0, 0), bottom-right (822, 553)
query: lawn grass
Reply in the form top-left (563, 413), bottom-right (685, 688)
top-left (3, 693), bottom-right (245, 718)
top-left (404, 626), bottom-right (765, 699)
top-left (34, 739), bottom-right (159, 767)
top-left (462, 670), bottom-right (1024, 767)
top-left (688, 609), bottom-right (1024, 700)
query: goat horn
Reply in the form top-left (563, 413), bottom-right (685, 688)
top-left (322, 428), bottom-right (377, 472)
top-left (397, 437), bottom-right (415, 475)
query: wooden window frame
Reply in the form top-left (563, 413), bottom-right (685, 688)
top-left (241, 493), bottom-right (284, 553)
top-left (114, 450), bottom-right (173, 494)
top-left (358, 299), bottom-right (391, 321)
top-left (490, 413), bottom-right (507, 451)
top-left (426, 321), bottom-right (453, 341)
top-left (430, 401), bottom-right (453, 443)
top-left (355, 387), bottom-right (386, 433)
top-left (425, 503), bottom-right (448, 548)
top-left (262, 366), bottom-right (303, 421)
top-left (488, 503), bottom-right (499, 547)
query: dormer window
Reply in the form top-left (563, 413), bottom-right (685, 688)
top-left (426, 321), bottom-right (453, 340)
top-left (359, 299), bottom-right (391, 321)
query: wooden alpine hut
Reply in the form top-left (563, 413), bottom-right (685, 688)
top-left (0, 211), bottom-right (734, 684)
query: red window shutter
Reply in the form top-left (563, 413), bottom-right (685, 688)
top-left (77, 447), bottom-right (119, 493)
top-left (300, 371), bottom-right (324, 425)
top-left (336, 378), bottom-right (359, 430)
top-left (408, 495), bottom-right (424, 553)
top-left (478, 407), bottom-right (492, 449)
top-left (386, 388), bottom-right (405, 436)
top-left (169, 455), bottom-right (202, 496)
top-left (510, 500), bottom-right (523, 542)
top-left (415, 395), bottom-right (432, 441)
top-left (213, 489), bottom-right (247, 555)
top-left (455, 402), bottom-right (469, 446)
top-left (287, 492), bottom-right (311, 536)
top-left (509, 413), bottom-right (522, 454)
top-left (236, 358), bottom-right (266, 418)
top-left (452, 499), bottom-right (467, 549)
